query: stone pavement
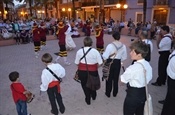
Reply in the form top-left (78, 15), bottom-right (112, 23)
top-left (0, 34), bottom-right (166, 115)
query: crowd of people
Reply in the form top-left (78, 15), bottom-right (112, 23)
top-left (6, 16), bottom-right (175, 115)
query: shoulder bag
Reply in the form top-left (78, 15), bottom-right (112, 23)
top-left (102, 43), bottom-right (123, 80)
top-left (46, 67), bottom-right (62, 82)
top-left (83, 48), bottom-right (101, 90)
top-left (74, 47), bottom-right (92, 83)
top-left (137, 62), bottom-right (153, 115)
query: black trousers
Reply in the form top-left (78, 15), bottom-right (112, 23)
top-left (161, 77), bottom-right (175, 115)
top-left (78, 70), bottom-right (98, 104)
top-left (105, 59), bottom-right (121, 97)
top-left (124, 85), bottom-right (146, 115)
top-left (156, 51), bottom-right (170, 85)
top-left (47, 86), bottom-right (65, 115)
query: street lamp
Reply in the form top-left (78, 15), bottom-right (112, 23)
top-left (116, 3), bottom-right (128, 22)
top-left (62, 8), bottom-right (71, 19)
top-left (37, 10), bottom-right (45, 19)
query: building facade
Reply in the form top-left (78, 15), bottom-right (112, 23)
top-left (126, 0), bottom-right (175, 26)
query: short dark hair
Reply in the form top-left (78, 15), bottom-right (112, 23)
top-left (9, 71), bottom-right (19, 82)
top-left (41, 53), bottom-right (53, 63)
top-left (112, 32), bottom-right (120, 40)
top-left (84, 37), bottom-right (93, 46)
top-left (161, 25), bottom-right (170, 33)
top-left (130, 40), bottom-right (149, 58)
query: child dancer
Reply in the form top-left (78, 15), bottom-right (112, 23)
top-left (32, 23), bottom-right (41, 58)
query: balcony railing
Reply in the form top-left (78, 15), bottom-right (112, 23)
top-left (153, 0), bottom-right (169, 5)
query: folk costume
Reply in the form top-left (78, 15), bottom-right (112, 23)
top-left (95, 25), bottom-right (104, 53)
top-left (32, 23), bottom-right (41, 58)
top-left (65, 22), bottom-right (76, 50)
top-left (75, 47), bottom-right (103, 105)
top-left (55, 21), bottom-right (71, 65)
top-left (40, 22), bottom-right (47, 49)
top-left (102, 41), bottom-right (127, 98)
top-left (121, 59), bottom-right (152, 115)
top-left (40, 63), bottom-right (65, 115)
top-left (152, 33), bottom-right (172, 86)
top-left (86, 22), bottom-right (91, 36)
top-left (161, 50), bottom-right (175, 115)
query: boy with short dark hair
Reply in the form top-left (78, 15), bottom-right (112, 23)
top-left (40, 53), bottom-right (66, 115)
top-left (120, 41), bottom-right (152, 115)
top-left (9, 71), bottom-right (30, 115)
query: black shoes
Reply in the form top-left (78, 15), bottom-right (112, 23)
top-left (85, 98), bottom-right (90, 105)
top-left (158, 100), bottom-right (165, 104)
top-left (60, 106), bottom-right (65, 114)
top-left (105, 92), bottom-right (110, 98)
top-left (50, 110), bottom-right (58, 115)
top-left (151, 82), bottom-right (161, 86)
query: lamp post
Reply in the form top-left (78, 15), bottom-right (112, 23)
top-left (116, 3), bottom-right (128, 22)
top-left (62, 8), bottom-right (71, 20)
top-left (37, 10), bottom-right (45, 19)
top-left (20, 11), bottom-right (27, 19)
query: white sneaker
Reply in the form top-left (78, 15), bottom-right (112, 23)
top-left (55, 56), bottom-right (60, 63)
top-left (64, 61), bottom-right (71, 65)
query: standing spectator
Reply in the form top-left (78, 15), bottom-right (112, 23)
top-left (40, 53), bottom-right (65, 115)
top-left (120, 41), bottom-right (152, 115)
top-left (119, 21), bottom-right (125, 33)
top-left (74, 37), bottom-right (103, 105)
top-left (128, 20), bottom-right (135, 36)
top-left (139, 30), bottom-right (153, 62)
top-left (9, 71), bottom-right (31, 115)
top-left (161, 41), bottom-right (175, 115)
top-left (102, 32), bottom-right (127, 98)
top-left (152, 25), bottom-right (172, 86)
top-left (20, 30), bottom-right (28, 44)
top-left (95, 25), bottom-right (104, 53)
top-left (32, 23), bottom-right (41, 58)
top-left (55, 21), bottom-right (71, 65)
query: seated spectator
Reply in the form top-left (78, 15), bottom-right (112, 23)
top-left (71, 27), bottom-right (80, 38)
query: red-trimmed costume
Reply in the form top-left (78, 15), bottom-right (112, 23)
top-left (32, 23), bottom-right (41, 52)
top-left (86, 23), bottom-right (91, 36)
top-left (10, 83), bottom-right (27, 103)
top-left (95, 26), bottom-right (104, 53)
top-left (40, 22), bottom-right (47, 46)
top-left (56, 21), bottom-right (69, 57)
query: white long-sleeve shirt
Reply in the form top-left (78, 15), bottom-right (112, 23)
top-left (120, 59), bottom-right (152, 88)
top-left (159, 33), bottom-right (172, 51)
top-left (40, 63), bottom-right (65, 91)
top-left (102, 41), bottom-right (127, 61)
top-left (167, 50), bottom-right (175, 80)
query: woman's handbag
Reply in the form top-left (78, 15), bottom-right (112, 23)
top-left (83, 48), bottom-right (100, 90)
top-left (137, 62), bottom-right (153, 115)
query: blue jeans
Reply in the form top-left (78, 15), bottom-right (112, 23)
top-left (16, 100), bottom-right (27, 115)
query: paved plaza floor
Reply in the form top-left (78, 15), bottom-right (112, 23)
top-left (0, 34), bottom-right (166, 115)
